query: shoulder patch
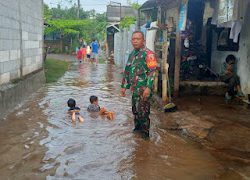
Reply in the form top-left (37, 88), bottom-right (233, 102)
top-left (146, 51), bottom-right (157, 69)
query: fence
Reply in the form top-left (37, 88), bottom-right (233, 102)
top-left (114, 24), bottom-right (137, 69)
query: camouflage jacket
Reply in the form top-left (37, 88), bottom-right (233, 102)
top-left (121, 48), bottom-right (157, 93)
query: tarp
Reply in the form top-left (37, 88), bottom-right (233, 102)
top-left (145, 21), bottom-right (158, 52)
top-left (178, 0), bottom-right (188, 32)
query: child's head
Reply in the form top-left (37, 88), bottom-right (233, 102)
top-left (90, 95), bottom-right (98, 105)
top-left (226, 54), bottom-right (236, 65)
top-left (67, 98), bottom-right (76, 108)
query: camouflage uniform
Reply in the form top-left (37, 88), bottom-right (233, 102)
top-left (121, 48), bottom-right (157, 136)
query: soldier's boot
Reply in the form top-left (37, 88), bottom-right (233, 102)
top-left (133, 117), bottom-right (141, 133)
top-left (140, 118), bottom-right (150, 139)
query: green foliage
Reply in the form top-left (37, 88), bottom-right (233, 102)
top-left (44, 3), bottom-right (52, 21)
top-left (43, 3), bottom-right (107, 51)
top-left (45, 19), bottom-right (88, 35)
top-left (44, 58), bottom-right (70, 83)
top-left (127, 0), bottom-right (141, 10)
top-left (50, 4), bottom-right (90, 20)
top-left (120, 16), bottom-right (136, 29)
top-left (45, 18), bottom-right (106, 43)
top-left (131, 3), bottom-right (140, 10)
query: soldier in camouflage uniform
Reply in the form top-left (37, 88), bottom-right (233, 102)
top-left (120, 31), bottom-right (157, 138)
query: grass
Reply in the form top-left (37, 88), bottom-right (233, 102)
top-left (44, 58), bottom-right (70, 83)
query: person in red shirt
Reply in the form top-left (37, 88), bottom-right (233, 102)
top-left (82, 45), bottom-right (87, 62)
top-left (77, 47), bottom-right (83, 63)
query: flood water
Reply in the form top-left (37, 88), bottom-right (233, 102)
top-left (0, 61), bottom-right (239, 179)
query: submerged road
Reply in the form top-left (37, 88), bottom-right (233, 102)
top-left (0, 59), bottom-right (243, 179)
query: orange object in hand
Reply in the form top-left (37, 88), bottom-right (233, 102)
top-left (99, 107), bottom-right (107, 115)
top-left (107, 111), bottom-right (114, 120)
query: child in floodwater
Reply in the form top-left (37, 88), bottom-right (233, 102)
top-left (76, 47), bottom-right (83, 63)
top-left (87, 95), bottom-right (101, 112)
top-left (67, 98), bottom-right (84, 122)
top-left (87, 95), bottom-right (114, 120)
top-left (82, 45), bottom-right (87, 62)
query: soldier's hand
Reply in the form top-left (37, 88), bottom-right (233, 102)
top-left (142, 87), bottom-right (151, 100)
top-left (120, 88), bottom-right (126, 97)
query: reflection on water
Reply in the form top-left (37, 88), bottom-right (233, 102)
top-left (40, 62), bottom-right (223, 179)
top-left (41, 63), bottom-right (136, 179)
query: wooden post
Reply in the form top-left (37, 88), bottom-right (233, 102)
top-left (153, 5), bottom-right (162, 94)
top-left (153, 70), bottom-right (159, 93)
top-left (60, 38), bottom-right (63, 53)
top-left (174, 0), bottom-right (182, 98)
top-left (174, 31), bottom-right (181, 98)
top-left (162, 29), bottom-right (169, 102)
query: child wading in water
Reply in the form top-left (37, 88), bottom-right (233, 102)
top-left (87, 96), bottom-right (114, 120)
top-left (82, 45), bottom-right (87, 63)
top-left (86, 45), bottom-right (91, 62)
top-left (67, 98), bottom-right (84, 122)
top-left (77, 47), bottom-right (83, 63)
top-left (87, 96), bottom-right (101, 112)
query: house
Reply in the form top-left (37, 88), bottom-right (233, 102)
top-left (139, 0), bottom-right (250, 99)
top-left (106, 3), bottom-right (138, 56)
top-left (44, 31), bottom-right (64, 53)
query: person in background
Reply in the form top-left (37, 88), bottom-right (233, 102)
top-left (86, 45), bottom-right (91, 62)
top-left (75, 47), bottom-right (79, 55)
top-left (77, 47), bottom-right (83, 63)
top-left (82, 45), bottom-right (87, 63)
top-left (220, 54), bottom-right (244, 100)
top-left (79, 38), bottom-right (85, 48)
top-left (90, 39), bottom-right (99, 65)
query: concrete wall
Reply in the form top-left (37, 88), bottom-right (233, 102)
top-left (0, 70), bottom-right (45, 119)
top-left (0, 0), bottom-right (43, 85)
top-left (211, 1), bottom-right (250, 94)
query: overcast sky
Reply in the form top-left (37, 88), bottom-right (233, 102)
top-left (44, 0), bottom-right (147, 13)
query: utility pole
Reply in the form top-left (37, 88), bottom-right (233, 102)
top-left (77, 0), bottom-right (80, 19)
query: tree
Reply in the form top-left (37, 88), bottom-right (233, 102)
top-left (49, 4), bottom-right (90, 20)
top-left (127, 0), bottom-right (141, 10)
top-left (44, 4), bottom-right (107, 52)
top-left (120, 16), bottom-right (136, 28)
top-left (131, 3), bottom-right (140, 10)
top-left (44, 3), bottom-right (52, 21)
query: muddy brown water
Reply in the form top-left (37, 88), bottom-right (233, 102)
top-left (0, 62), bottom-right (244, 179)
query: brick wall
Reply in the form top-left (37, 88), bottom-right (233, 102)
top-left (0, 0), bottom-right (43, 85)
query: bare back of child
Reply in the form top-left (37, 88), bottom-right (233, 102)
top-left (67, 98), bottom-right (84, 122)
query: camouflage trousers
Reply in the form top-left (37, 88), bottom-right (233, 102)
top-left (132, 93), bottom-right (151, 133)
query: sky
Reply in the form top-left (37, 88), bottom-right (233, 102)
top-left (44, 0), bottom-right (147, 13)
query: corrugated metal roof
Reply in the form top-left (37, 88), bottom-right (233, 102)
top-left (140, 0), bottom-right (179, 10)
top-left (139, 0), bottom-right (157, 10)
